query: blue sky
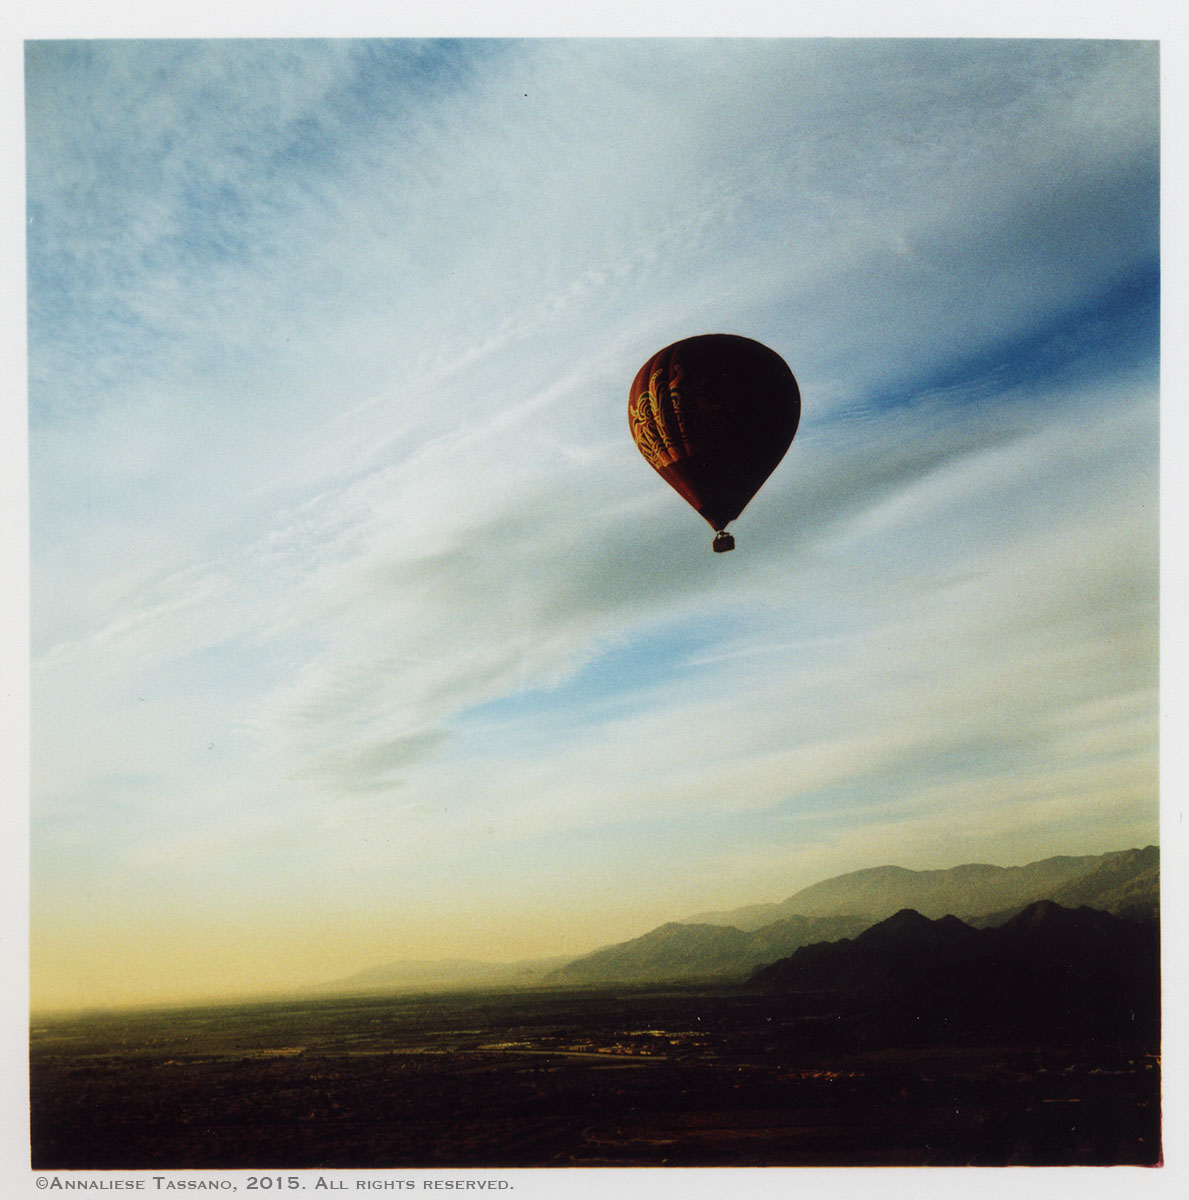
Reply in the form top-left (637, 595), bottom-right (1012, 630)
top-left (22, 37), bottom-right (1161, 1008)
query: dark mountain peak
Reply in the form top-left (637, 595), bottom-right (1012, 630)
top-left (869, 907), bottom-right (931, 932)
top-left (750, 896), bottom-right (1158, 1030)
top-left (998, 899), bottom-right (1129, 938)
top-left (857, 908), bottom-right (976, 951)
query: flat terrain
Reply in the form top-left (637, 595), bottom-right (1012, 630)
top-left (30, 986), bottom-right (1160, 1168)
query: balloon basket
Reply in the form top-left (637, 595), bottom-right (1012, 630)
top-left (712, 531), bottom-right (735, 553)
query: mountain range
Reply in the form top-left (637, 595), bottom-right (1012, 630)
top-left (316, 844), bottom-right (1158, 995)
top-left (542, 914), bottom-right (871, 986)
top-left (545, 844), bottom-right (1158, 986)
top-left (748, 900), bottom-right (1160, 1044)
top-left (682, 845), bottom-right (1158, 929)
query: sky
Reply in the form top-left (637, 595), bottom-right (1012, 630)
top-left (21, 36), bottom-right (1162, 1011)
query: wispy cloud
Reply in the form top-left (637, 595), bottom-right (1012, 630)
top-left (27, 38), bottom-right (1159, 1004)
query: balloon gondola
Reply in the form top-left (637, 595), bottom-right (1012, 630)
top-left (628, 333), bottom-right (800, 552)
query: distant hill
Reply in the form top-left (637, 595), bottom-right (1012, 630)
top-left (544, 915), bottom-right (869, 986)
top-left (1046, 846), bottom-right (1159, 918)
top-left (683, 846), bottom-right (1157, 929)
top-left (311, 955), bottom-right (572, 996)
top-left (968, 845), bottom-right (1159, 927)
top-left (748, 901), bottom-right (1160, 1043)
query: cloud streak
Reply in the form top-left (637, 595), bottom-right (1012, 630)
top-left (27, 38), bottom-right (1159, 1006)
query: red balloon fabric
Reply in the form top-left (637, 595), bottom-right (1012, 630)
top-left (629, 334), bottom-right (800, 540)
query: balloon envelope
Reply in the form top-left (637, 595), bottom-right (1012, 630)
top-left (628, 334), bottom-right (800, 542)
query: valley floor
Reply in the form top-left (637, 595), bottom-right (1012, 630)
top-left (30, 986), bottom-right (1161, 1169)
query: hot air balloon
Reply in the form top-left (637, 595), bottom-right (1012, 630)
top-left (628, 333), bottom-right (800, 552)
